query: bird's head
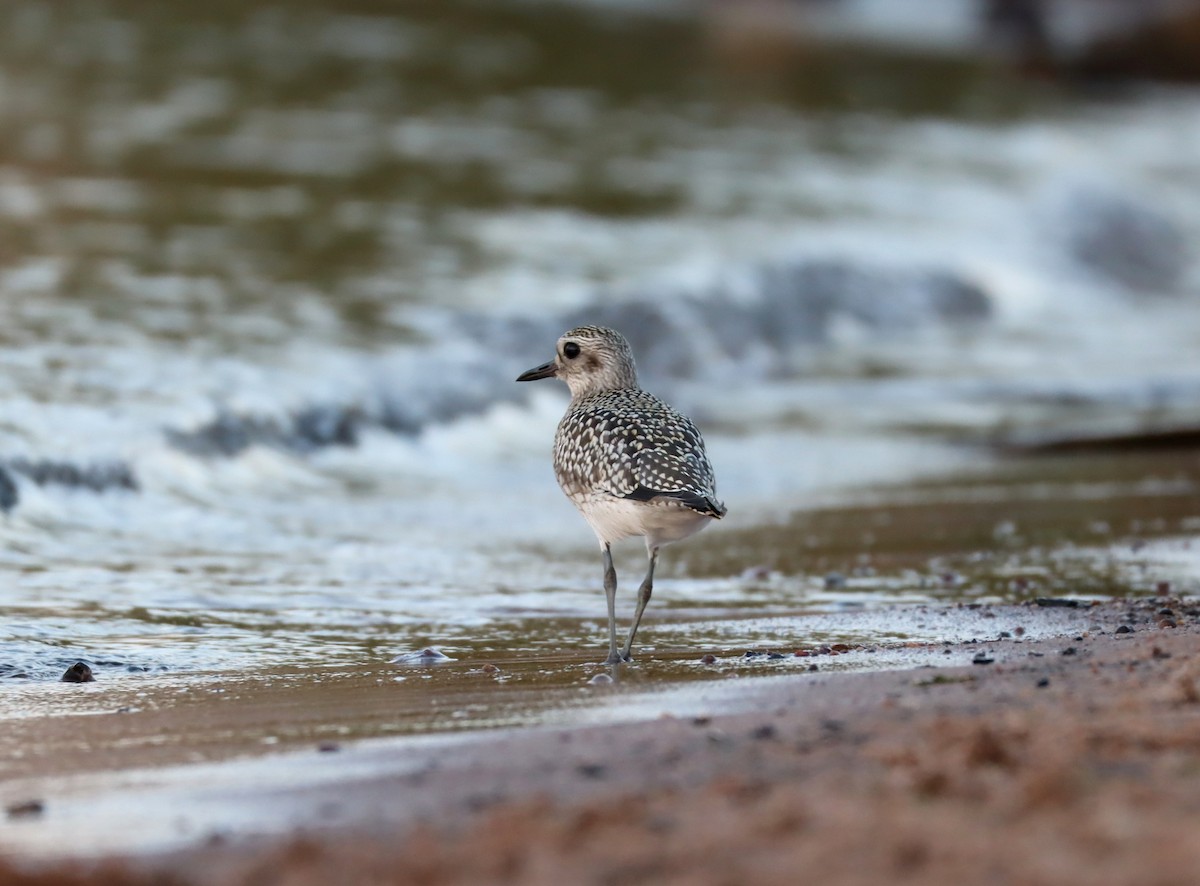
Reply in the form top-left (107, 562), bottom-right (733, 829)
top-left (516, 325), bottom-right (638, 400)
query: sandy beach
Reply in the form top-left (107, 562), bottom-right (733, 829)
top-left (3, 596), bottom-right (1198, 885)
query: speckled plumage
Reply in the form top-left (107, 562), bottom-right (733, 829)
top-left (517, 325), bottom-right (726, 664)
top-left (553, 387), bottom-right (725, 533)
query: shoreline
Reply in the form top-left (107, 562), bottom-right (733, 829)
top-left (4, 596), bottom-right (1199, 883)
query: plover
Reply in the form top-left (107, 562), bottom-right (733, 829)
top-left (517, 325), bottom-right (726, 664)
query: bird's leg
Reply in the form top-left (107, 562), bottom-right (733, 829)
top-left (621, 546), bottom-right (658, 662)
top-left (602, 544), bottom-right (622, 665)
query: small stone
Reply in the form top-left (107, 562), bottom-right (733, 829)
top-left (700, 654), bottom-right (717, 664)
top-left (807, 664), bottom-right (819, 672)
top-left (576, 763), bottom-right (607, 780)
top-left (1036, 678), bottom-right (1050, 688)
top-left (972, 653), bottom-right (995, 665)
top-left (1061, 647), bottom-right (1078, 656)
top-left (1156, 582), bottom-right (1171, 594)
top-left (750, 724), bottom-right (777, 741)
top-left (481, 663), bottom-right (500, 674)
top-left (1034, 598), bottom-right (1080, 608)
top-left (318, 742), bottom-right (340, 753)
top-left (1158, 618), bottom-right (1178, 629)
top-left (587, 673), bottom-right (614, 686)
top-left (830, 644), bottom-right (850, 653)
top-left (61, 662), bottom-right (95, 683)
top-left (1116, 625), bottom-right (1133, 634)
top-left (1158, 608), bottom-right (1175, 617)
top-left (692, 716), bottom-right (712, 727)
top-left (6, 799), bottom-right (44, 819)
top-left (824, 572), bottom-right (846, 589)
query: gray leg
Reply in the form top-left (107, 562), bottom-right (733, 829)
top-left (602, 544), bottom-right (622, 665)
top-left (621, 546), bottom-right (658, 662)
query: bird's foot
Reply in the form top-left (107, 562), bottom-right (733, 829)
top-left (604, 651), bottom-right (625, 666)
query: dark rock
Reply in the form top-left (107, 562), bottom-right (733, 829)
top-left (972, 653), bottom-right (995, 665)
top-left (6, 799), bottom-right (44, 820)
top-left (1034, 597), bottom-right (1081, 608)
top-left (61, 662), bottom-right (95, 683)
top-left (1116, 625), bottom-right (1134, 634)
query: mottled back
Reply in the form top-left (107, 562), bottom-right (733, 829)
top-left (554, 388), bottom-right (725, 518)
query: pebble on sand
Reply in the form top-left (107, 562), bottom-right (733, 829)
top-left (6, 799), bottom-right (44, 820)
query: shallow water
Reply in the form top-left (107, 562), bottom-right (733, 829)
top-left (1, 0), bottom-right (1199, 694)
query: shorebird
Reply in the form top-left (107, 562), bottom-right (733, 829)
top-left (517, 325), bottom-right (726, 664)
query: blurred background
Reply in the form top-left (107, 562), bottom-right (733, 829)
top-left (1, 0), bottom-right (1198, 682)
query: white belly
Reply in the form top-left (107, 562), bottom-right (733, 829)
top-left (576, 496), bottom-right (713, 549)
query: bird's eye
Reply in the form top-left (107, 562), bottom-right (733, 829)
top-left (563, 342), bottom-right (581, 359)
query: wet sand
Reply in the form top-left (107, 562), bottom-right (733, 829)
top-left (3, 596), bottom-right (1198, 885)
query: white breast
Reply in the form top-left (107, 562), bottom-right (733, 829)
top-left (576, 495), bottom-right (714, 549)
